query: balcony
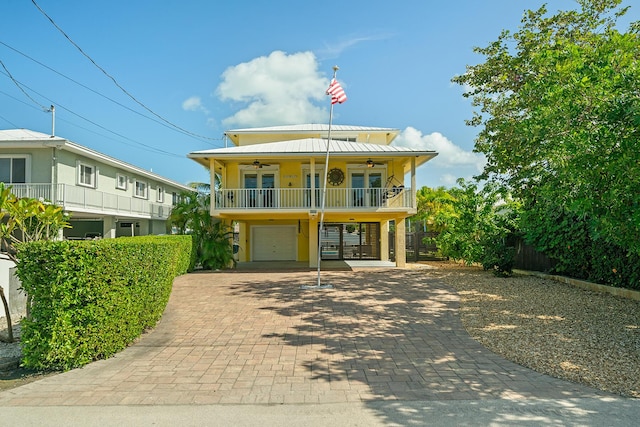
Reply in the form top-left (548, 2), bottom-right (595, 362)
top-left (8, 183), bottom-right (171, 219)
top-left (214, 187), bottom-right (413, 211)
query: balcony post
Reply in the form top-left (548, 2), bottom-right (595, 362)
top-left (210, 157), bottom-right (217, 215)
top-left (310, 158), bottom-right (316, 209)
top-left (411, 157), bottom-right (416, 209)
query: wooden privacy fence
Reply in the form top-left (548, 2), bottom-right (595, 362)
top-left (511, 237), bottom-right (556, 273)
top-left (389, 231), bottom-right (442, 262)
top-left (389, 231), bottom-right (555, 271)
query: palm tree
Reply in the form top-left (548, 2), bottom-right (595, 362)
top-left (168, 181), bottom-right (234, 270)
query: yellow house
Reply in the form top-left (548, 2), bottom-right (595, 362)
top-left (188, 124), bottom-right (437, 268)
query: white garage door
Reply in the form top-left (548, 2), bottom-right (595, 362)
top-left (252, 226), bottom-right (297, 261)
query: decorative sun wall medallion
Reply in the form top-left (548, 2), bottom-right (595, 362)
top-left (328, 168), bottom-right (344, 186)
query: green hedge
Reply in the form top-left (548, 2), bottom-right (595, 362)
top-left (16, 235), bottom-right (192, 370)
top-left (522, 205), bottom-right (640, 290)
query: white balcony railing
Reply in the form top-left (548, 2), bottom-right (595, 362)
top-left (7, 183), bottom-right (412, 216)
top-left (8, 183), bottom-right (170, 219)
top-left (215, 187), bottom-right (412, 210)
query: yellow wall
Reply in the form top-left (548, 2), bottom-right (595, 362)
top-left (220, 159), bottom-right (405, 190)
top-left (235, 133), bottom-right (322, 146)
top-left (233, 131), bottom-right (395, 146)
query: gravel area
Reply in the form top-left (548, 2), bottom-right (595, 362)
top-left (2, 263), bottom-right (639, 398)
top-left (419, 261), bottom-right (640, 398)
top-left (0, 320), bottom-right (22, 361)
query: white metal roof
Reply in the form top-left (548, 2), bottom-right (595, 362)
top-left (0, 129), bottom-right (194, 191)
top-left (0, 128), bottom-right (65, 142)
top-left (189, 138), bottom-right (437, 157)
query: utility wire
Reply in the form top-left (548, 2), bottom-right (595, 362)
top-left (1, 58), bottom-right (50, 112)
top-left (0, 112), bottom-right (19, 128)
top-left (0, 40), bottom-right (220, 146)
top-left (0, 85), bottom-right (184, 158)
top-left (56, 104), bottom-right (184, 157)
top-left (1, 87), bottom-right (183, 156)
top-left (0, 89), bottom-right (42, 110)
top-left (31, 0), bottom-right (221, 143)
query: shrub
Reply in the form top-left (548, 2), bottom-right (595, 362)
top-left (168, 189), bottom-right (235, 270)
top-left (16, 235), bottom-right (192, 370)
top-left (481, 236), bottom-right (516, 277)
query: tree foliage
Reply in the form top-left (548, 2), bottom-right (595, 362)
top-left (452, 0), bottom-right (640, 259)
top-left (420, 180), bottom-right (520, 276)
top-left (414, 186), bottom-right (457, 234)
top-left (168, 185), bottom-right (234, 270)
top-left (1, 182), bottom-right (70, 342)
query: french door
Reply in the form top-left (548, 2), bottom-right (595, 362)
top-left (305, 172), bottom-right (322, 208)
top-left (351, 171), bottom-right (383, 207)
top-left (244, 172), bottom-right (276, 208)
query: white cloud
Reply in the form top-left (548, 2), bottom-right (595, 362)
top-left (439, 173), bottom-right (462, 187)
top-left (318, 33), bottom-right (393, 59)
top-left (182, 96), bottom-right (209, 114)
top-left (210, 51), bottom-right (485, 189)
top-left (393, 127), bottom-right (485, 171)
top-left (216, 51), bottom-right (329, 127)
top-left (394, 127), bottom-right (486, 188)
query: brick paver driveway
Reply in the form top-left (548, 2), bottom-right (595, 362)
top-left (0, 268), bottom-right (607, 406)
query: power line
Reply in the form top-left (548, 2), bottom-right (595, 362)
top-left (0, 58), bottom-right (50, 111)
top-left (0, 86), bottom-right (184, 158)
top-left (0, 112), bottom-right (19, 128)
top-left (30, 0), bottom-right (222, 143)
top-left (0, 89), bottom-right (44, 110)
top-left (56, 115), bottom-right (185, 158)
top-left (56, 104), bottom-right (185, 158)
top-left (0, 40), bottom-right (220, 146)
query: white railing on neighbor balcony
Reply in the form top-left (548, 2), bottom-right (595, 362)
top-left (214, 187), bottom-right (413, 210)
top-left (8, 183), bottom-right (170, 219)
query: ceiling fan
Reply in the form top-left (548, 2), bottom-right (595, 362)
top-left (241, 160), bottom-right (271, 169)
top-left (250, 160), bottom-right (270, 169)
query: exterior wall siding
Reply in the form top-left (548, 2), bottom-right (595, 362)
top-left (2, 132), bottom-right (195, 240)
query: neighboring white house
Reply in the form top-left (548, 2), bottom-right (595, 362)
top-left (0, 128), bottom-right (194, 239)
top-left (1, 128), bottom-right (195, 319)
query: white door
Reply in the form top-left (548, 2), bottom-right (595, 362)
top-left (350, 171), bottom-right (383, 207)
top-left (252, 226), bottom-right (297, 261)
top-left (243, 170), bottom-right (277, 208)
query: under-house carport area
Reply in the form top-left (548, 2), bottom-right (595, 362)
top-left (319, 222), bottom-right (381, 261)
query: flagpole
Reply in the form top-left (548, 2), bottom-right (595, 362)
top-left (315, 66), bottom-right (340, 288)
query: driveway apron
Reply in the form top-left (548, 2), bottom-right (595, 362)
top-left (0, 268), bottom-right (609, 406)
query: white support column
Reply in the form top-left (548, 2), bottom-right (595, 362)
top-left (411, 157), bottom-right (417, 208)
top-left (310, 158), bottom-right (316, 209)
top-left (103, 217), bottom-right (117, 239)
top-left (210, 157), bottom-right (217, 215)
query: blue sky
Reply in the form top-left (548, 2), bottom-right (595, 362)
top-left (2, 1), bottom-right (638, 189)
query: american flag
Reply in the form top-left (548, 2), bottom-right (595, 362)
top-left (326, 78), bottom-right (347, 104)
